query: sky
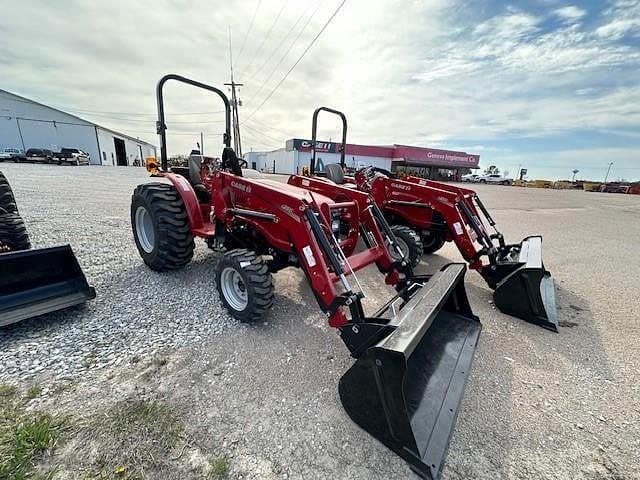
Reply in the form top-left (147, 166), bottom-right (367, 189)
top-left (1, 0), bottom-right (639, 180)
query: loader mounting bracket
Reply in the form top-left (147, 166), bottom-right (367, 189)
top-left (338, 322), bottom-right (395, 358)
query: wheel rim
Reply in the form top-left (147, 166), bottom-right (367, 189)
top-left (220, 267), bottom-right (248, 311)
top-left (388, 236), bottom-right (409, 261)
top-left (135, 206), bottom-right (155, 253)
top-left (423, 233), bottom-right (439, 249)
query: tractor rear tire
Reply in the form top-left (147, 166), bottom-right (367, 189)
top-left (422, 231), bottom-right (446, 254)
top-left (0, 212), bottom-right (31, 251)
top-left (216, 249), bottom-right (274, 322)
top-left (0, 172), bottom-right (18, 214)
top-left (389, 225), bottom-right (423, 267)
top-left (131, 182), bottom-right (194, 271)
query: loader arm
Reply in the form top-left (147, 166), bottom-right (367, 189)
top-left (361, 171), bottom-right (558, 331)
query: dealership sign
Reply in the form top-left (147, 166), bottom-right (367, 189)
top-left (291, 138), bottom-right (343, 153)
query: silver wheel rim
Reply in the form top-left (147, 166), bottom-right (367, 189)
top-left (388, 236), bottom-right (409, 261)
top-left (220, 267), bottom-right (248, 311)
top-left (135, 206), bottom-right (155, 253)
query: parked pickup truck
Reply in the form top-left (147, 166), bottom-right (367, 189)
top-left (478, 174), bottom-right (513, 185)
top-left (0, 148), bottom-right (26, 162)
top-left (53, 148), bottom-right (90, 165)
top-left (26, 148), bottom-right (55, 163)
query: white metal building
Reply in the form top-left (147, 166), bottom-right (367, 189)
top-left (245, 139), bottom-right (392, 175)
top-left (0, 89), bottom-right (156, 166)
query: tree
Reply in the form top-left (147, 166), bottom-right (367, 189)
top-left (484, 165), bottom-right (500, 175)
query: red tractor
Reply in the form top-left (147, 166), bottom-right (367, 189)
top-left (287, 107), bottom-right (423, 267)
top-left (130, 75), bottom-right (482, 479)
top-left (297, 107), bottom-right (557, 331)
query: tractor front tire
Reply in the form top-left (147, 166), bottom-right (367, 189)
top-left (0, 172), bottom-right (18, 214)
top-left (422, 231), bottom-right (446, 254)
top-left (389, 225), bottom-right (423, 267)
top-left (0, 212), bottom-right (31, 251)
top-left (131, 182), bottom-right (194, 271)
top-left (216, 249), bottom-right (274, 322)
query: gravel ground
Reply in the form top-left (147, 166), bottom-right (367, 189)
top-left (1, 163), bottom-right (639, 479)
top-left (0, 164), bottom-right (241, 382)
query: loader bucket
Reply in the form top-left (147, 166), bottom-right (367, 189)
top-left (0, 245), bottom-right (95, 327)
top-left (339, 264), bottom-right (481, 480)
top-left (493, 236), bottom-right (558, 332)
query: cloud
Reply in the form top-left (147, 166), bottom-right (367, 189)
top-left (554, 5), bottom-right (587, 24)
top-left (0, 0), bottom-right (638, 179)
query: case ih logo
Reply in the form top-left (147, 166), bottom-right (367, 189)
top-left (301, 140), bottom-right (333, 151)
top-left (391, 183), bottom-right (411, 191)
top-left (231, 181), bottom-right (251, 193)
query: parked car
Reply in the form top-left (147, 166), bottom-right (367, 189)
top-left (53, 148), bottom-right (90, 165)
top-left (461, 173), bottom-right (481, 182)
top-left (25, 148), bottom-right (54, 163)
top-left (478, 174), bottom-right (513, 185)
top-left (0, 148), bottom-right (26, 162)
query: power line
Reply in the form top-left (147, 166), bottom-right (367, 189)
top-left (235, 0), bottom-right (263, 65)
top-left (243, 117), bottom-right (297, 138)
top-left (239, 0), bottom-right (290, 78)
top-left (243, 4), bottom-right (312, 85)
top-left (241, 122), bottom-right (284, 144)
top-left (243, 0), bottom-right (326, 107)
top-left (244, 0), bottom-right (347, 122)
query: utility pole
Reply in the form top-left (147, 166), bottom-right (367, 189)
top-left (604, 162), bottom-right (614, 183)
top-left (226, 28), bottom-right (243, 157)
top-left (200, 132), bottom-right (204, 156)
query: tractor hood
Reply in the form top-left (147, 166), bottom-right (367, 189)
top-left (247, 178), bottom-right (334, 206)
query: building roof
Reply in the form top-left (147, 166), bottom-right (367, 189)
top-left (0, 89), bottom-right (156, 147)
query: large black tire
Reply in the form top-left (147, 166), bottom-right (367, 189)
top-left (422, 231), bottom-right (446, 254)
top-left (0, 172), bottom-right (18, 214)
top-left (216, 249), bottom-right (274, 322)
top-left (131, 182), bottom-right (194, 271)
top-left (0, 212), bottom-right (31, 251)
top-left (389, 225), bottom-right (423, 267)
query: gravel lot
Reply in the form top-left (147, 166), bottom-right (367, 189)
top-left (1, 163), bottom-right (639, 479)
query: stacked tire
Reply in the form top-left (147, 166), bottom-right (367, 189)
top-left (0, 172), bottom-right (31, 252)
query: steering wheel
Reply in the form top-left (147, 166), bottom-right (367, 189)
top-left (221, 147), bottom-right (246, 175)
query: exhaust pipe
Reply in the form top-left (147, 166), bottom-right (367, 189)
top-left (339, 264), bottom-right (481, 479)
top-left (0, 245), bottom-right (96, 327)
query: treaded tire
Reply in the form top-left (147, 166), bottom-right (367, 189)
top-left (0, 212), bottom-right (31, 251)
top-left (216, 249), bottom-right (274, 322)
top-left (131, 182), bottom-right (194, 271)
top-left (0, 172), bottom-right (18, 214)
top-left (422, 231), bottom-right (446, 254)
top-left (389, 225), bottom-right (423, 267)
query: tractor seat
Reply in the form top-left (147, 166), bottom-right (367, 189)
top-left (325, 163), bottom-right (345, 185)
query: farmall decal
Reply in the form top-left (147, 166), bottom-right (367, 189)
top-left (231, 181), bottom-right (251, 193)
top-left (280, 204), bottom-right (300, 222)
top-left (391, 182), bottom-right (411, 191)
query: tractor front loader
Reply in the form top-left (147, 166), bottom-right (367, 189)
top-left (355, 169), bottom-right (558, 331)
top-left (0, 172), bottom-right (95, 327)
top-left (130, 74), bottom-right (482, 479)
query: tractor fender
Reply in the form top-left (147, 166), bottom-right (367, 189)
top-left (162, 173), bottom-right (204, 231)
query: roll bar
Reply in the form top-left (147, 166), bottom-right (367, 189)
top-left (156, 74), bottom-right (232, 171)
top-left (310, 107), bottom-right (347, 175)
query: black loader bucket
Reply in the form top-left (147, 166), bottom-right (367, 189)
top-left (0, 245), bottom-right (95, 327)
top-left (339, 264), bottom-right (481, 480)
top-left (493, 236), bottom-right (558, 332)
